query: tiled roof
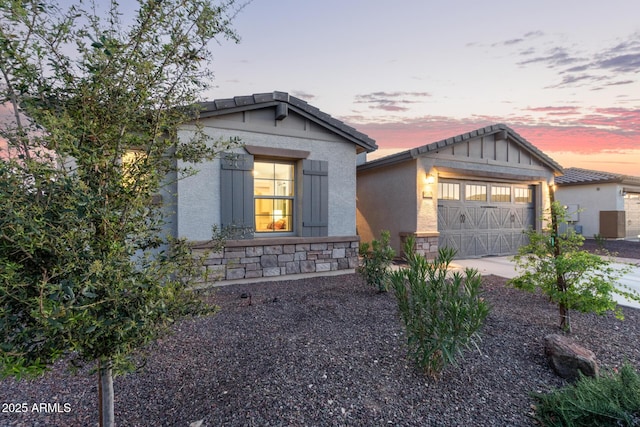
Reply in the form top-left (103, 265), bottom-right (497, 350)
top-left (198, 91), bottom-right (377, 153)
top-left (555, 167), bottom-right (640, 186)
top-left (358, 123), bottom-right (563, 173)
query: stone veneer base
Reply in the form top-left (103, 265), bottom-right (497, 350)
top-left (191, 235), bottom-right (360, 282)
top-left (399, 231), bottom-right (439, 259)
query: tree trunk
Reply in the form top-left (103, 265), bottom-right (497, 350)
top-left (558, 291), bottom-right (571, 333)
top-left (98, 361), bottom-right (115, 427)
top-left (549, 186), bottom-right (571, 333)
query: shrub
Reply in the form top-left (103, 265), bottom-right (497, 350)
top-left (390, 237), bottom-right (489, 376)
top-left (593, 233), bottom-right (607, 253)
top-left (533, 363), bottom-right (640, 426)
top-left (358, 230), bottom-right (395, 292)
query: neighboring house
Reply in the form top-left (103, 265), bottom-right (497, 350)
top-left (357, 124), bottom-right (563, 259)
top-left (169, 91), bottom-right (377, 281)
top-left (555, 168), bottom-right (640, 240)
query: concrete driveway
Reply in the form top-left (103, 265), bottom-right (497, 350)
top-left (451, 256), bottom-right (640, 310)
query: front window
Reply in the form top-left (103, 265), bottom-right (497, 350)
top-left (122, 149), bottom-right (146, 186)
top-left (254, 160), bottom-right (295, 233)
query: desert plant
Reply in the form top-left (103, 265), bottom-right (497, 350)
top-left (358, 230), bottom-right (395, 292)
top-left (593, 233), bottom-right (607, 253)
top-left (390, 237), bottom-right (489, 376)
top-left (533, 363), bottom-right (640, 426)
top-left (509, 198), bottom-right (638, 333)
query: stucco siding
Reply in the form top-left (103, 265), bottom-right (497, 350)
top-left (177, 122), bottom-right (357, 241)
top-left (416, 157), bottom-right (439, 233)
top-left (357, 160), bottom-right (417, 253)
top-left (555, 183), bottom-right (622, 238)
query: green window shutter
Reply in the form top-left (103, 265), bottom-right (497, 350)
top-left (220, 153), bottom-right (254, 238)
top-left (302, 159), bottom-right (328, 237)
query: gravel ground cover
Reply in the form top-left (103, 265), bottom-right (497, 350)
top-left (2, 240), bottom-right (640, 427)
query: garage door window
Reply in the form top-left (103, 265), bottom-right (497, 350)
top-left (491, 185), bottom-right (511, 202)
top-left (438, 182), bottom-right (460, 200)
top-left (466, 184), bottom-right (487, 201)
top-left (515, 187), bottom-right (532, 203)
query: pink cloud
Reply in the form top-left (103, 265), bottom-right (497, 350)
top-left (344, 108), bottom-right (640, 158)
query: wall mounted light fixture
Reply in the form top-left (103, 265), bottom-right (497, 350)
top-left (423, 173), bottom-right (436, 198)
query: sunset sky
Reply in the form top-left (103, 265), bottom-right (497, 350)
top-left (207, 0), bottom-right (640, 175)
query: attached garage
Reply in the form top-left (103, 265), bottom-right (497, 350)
top-left (437, 180), bottom-right (535, 257)
top-left (357, 124), bottom-right (563, 259)
top-left (555, 168), bottom-right (640, 241)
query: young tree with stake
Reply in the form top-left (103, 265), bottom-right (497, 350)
top-left (509, 187), bottom-right (639, 333)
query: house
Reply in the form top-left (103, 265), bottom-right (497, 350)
top-left (170, 91), bottom-right (377, 281)
top-left (356, 124), bottom-right (563, 259)
top-left (554, 168), bottom-right (640, 240)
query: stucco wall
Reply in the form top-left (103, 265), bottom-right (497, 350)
top-left (415, 158), bottom-right (438, 234)
top-left (357, 160), bottom-right (417, 254)
top-left (555, 183), bottom-right (622, 238)
top-left (176, 116), bottom-right (358, 241)
top-left (357, 132), bottom-right (559, 256)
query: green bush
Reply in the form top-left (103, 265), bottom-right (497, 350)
top-left (390, 237), bottom-right (489, 376)
top-left (358, 230), bottom-right (395, 292)
top-left (534, 363), bottom-right (640, 426)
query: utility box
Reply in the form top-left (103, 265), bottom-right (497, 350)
top-left (599, 211), bottom-right (625, 238)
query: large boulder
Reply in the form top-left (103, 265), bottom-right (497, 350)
top-left (544, 334), bottom-right (599, 381)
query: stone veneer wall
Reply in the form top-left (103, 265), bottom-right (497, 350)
top-left (399, 232), bottom-right (439, 259)
top-left (191, 236), bottom-right (360, 282)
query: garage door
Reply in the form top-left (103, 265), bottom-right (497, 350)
top-left (625, 193), bottom-right (640, 239)
top-left (437, 180), bottom-right (535, 258)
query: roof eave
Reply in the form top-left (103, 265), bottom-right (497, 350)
top-left (196, 92), bottom-right (377, 153)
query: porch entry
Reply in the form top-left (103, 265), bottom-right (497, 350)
top-left (437, 179), bottom-right (535, 258)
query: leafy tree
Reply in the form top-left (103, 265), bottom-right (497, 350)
top-left (0, 0), bottom-right (243, 425)
top-left (509, 192), bottom-right (639, 333)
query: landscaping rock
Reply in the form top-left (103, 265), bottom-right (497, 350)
top-left (544, 334), bottom-right (599, 380)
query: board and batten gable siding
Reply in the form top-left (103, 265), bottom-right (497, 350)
top-left (429, 132), bottom-right (552, 180)
top-left (176, 119), bottom-right (358, 241)
top-left (199, 108), bottom-right (342, 145)
top-left (437, 130), bottom-right (539, 165)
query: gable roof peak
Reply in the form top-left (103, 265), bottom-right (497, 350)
top-left (359, 123), bottom-right (563, 174)
top-left (197, 91), bottom-right (377, 152)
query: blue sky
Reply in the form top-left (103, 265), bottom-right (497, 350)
top-left (207, 0), bottom-right (640, 174)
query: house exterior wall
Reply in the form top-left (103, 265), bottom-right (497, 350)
top-left (176, 112), bottom-right (358, 241)
top-left (356, 160), bottom-right (417, 254)
top-left (357, 129), bottom-right (558, 259)
top-left (173, 107), bottom-right (363, 282)
top-left (555, 183), bottom-right (622, 238)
